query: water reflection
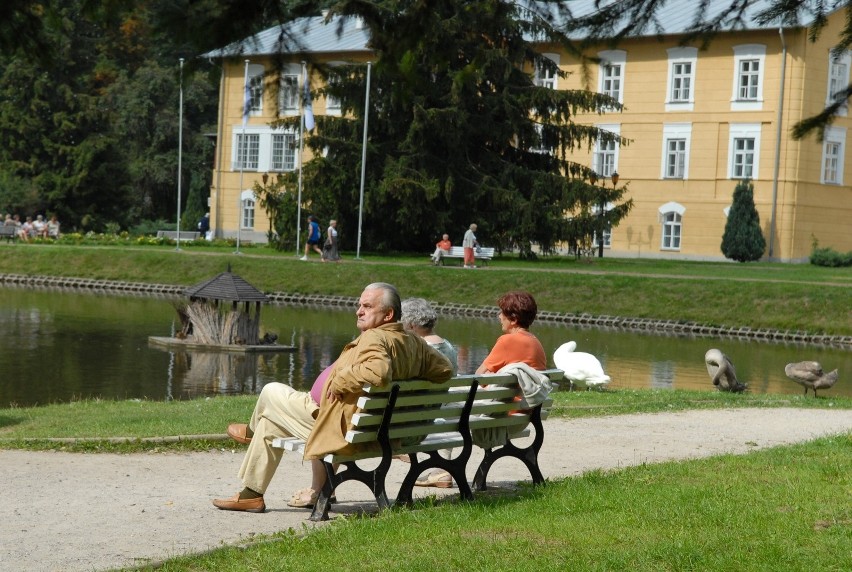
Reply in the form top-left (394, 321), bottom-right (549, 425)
top-left (0, 287), bottom-right (849, 408)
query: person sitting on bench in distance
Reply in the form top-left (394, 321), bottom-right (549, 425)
top-left (430, 233), bottom-right (452, 265)
top-left (212, 282), bottom-right (453, 512)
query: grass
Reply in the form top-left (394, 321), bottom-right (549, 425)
top-left (0, 243), bottom-right (850, 335)
top-left (1, 390), bottom-right (849, 453)
top-left (144, 434), bottom-right (852, 572)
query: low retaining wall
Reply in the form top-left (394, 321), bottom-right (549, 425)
top-left (1, 273), bottom-right (849, 349)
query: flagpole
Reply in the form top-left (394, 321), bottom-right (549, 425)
top-left (296, 61), bottom-right (306, 257)
top-left (355, 61), bottom-right (371, 260)
top-left (175, 58), bottom-right (184, 252)
top-left (236, 59), bottom-right (249, 255)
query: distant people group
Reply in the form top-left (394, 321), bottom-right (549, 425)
top-left (2, 212), bottom-right (60, 241)
top-left (300, 215), bottom-right (341, 262)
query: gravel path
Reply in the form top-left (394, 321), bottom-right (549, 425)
top-left (2, 407), bottom-right (850, 572)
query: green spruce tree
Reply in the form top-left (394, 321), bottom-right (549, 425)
top-left (721, 180), bottom-right (766, 262)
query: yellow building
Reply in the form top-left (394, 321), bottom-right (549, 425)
top-left (206, 4), bottom-right (851, 261)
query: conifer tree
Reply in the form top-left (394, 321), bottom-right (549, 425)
top-left (721, 180), bottom-right (766, 262)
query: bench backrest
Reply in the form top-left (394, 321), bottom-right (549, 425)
top-left (156, 230), bottom-right (200, 240)
top-left (446, 246), bottom-right (495, 258)
top-left (346, 369), bottom-right (563, 445)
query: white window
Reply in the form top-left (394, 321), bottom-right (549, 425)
top-left (658, 202), bottom-right (685, 251)
top-left (241, 190), bottom-right (255, 229)
top-left (530, 123), bottom-right (553, 154)
top-left (665, 47), bottom-right (697, 111)
top-left (594, 124), bottom-right (620, 177)
top-left (731, 45), bottom-right (766, 111)
top-left (248, 74), bottom-right (263, 115)
top-left (235, 133), bottom-right (260, 171)
top-left (821, 127), bottom-right (846, 185)
top-left (661, 123), bottom-right (692, 179)
top-left (598, 50), bottom-right (626, 105)
top-left (271, 133), bottom-right (297, 172)
top-left (325, 62), bottom-right (346, 116)
top-left (826, 50), bottom-right (851, 116)
top-left (593, 202), bottom-right (613, 249)
top-left (278, 63), bottom-right (301, 115)
top-left (728, 123), bottom-right (761, 180)
top-left (535, 53), bottom-right (560, 90)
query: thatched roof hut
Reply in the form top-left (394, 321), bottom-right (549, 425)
top-left (180, 269), bottom-right (269, 345)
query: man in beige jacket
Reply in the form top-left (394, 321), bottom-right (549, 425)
top-left (213, 282), bottom-right (453, 512)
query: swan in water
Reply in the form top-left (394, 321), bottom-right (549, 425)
top-left (704, 349), bottom-right (746, 393)
top-left (784, 361), bottom-right (839, 397)
top-left (553, 341), bottom-right (610, 389)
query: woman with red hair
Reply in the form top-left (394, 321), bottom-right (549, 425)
top-left (476, 290), bottom-right (546, 374)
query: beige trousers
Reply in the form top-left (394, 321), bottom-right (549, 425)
top-left (238, 383), bottom-right (318, 494)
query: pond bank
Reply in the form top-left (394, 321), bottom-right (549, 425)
top-left (1, 273), bottom-right (850, 349)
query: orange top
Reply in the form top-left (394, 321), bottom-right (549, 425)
top-left (480, 330), bottom-right (546, 373)
top-left (436, 239), bottom-right (451, 250)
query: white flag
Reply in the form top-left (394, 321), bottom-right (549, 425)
top-left (242, 69), bottom-right (251, 128)
top-left (303, 66), bottom-right (315, 131)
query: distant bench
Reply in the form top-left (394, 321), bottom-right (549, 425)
top-left (273, 368), bottom-right (563, 521)
top-left (434, 246), bottom-right (495, 266)
top-left (156, 230), bottom-right (200, 241)
top-left (0, 225), bottom-right (18, 243)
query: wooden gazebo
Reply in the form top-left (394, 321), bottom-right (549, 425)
top-left (179, 269), bottom-right (269, 346)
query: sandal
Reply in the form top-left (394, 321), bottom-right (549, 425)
top-left (287, 487), bottom-right (336, 508)
top-left (414, 470), bottom-right (453, 488)
top-left (287, 487), bottom-right (318, 508)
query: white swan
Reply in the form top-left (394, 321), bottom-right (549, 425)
top-left (553, 341), bottom-right (611, 389)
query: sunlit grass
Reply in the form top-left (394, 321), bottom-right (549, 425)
top-left (1, 390), bottom-right (848, 453)
top-left (145, 434), bottom-right (852, 571)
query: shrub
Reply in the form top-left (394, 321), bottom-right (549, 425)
top-left (721, 180), bottom-right (766, 262)
top-left (810, 246), bottom-right (852, 267)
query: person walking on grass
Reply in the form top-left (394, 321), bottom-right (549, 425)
top-left (300, 215), bottom-right (323, 260)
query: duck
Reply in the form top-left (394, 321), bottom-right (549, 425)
top-left (784, 361), bottom-right (839, 397)
top-left (704, 349), bottom-right (746, 392)
top-left (553, 341), bottom-right (611, 390)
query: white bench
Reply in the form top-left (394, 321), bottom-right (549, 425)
top-left (434, 246), bottom-right (495, 266)
top-left (273, 369), bottom-right (563, 521)
top-left (156, 230), bottom-right (200, 241)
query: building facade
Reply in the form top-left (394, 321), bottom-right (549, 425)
top-left (206, 4), bottom-right (851, 261)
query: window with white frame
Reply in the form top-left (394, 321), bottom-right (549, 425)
top-left (658, 202), bottom-right (685, 251)
top-left (241, 191), bottom-right (255, 229)
top-left (248, 74), bottom-right (263, 115)
top-left (598, 50), bottom-right (626, 105)
top-left (271, 133), bottom-right (297, 172)
top-left (731, 45), bottom-right (766, 111)
top-left (325, 62), bottom-right (345, 115)
top-left (593, 124), bottom-right (620, 177)
top-left (235, 133), bottom-right (260, 170)
top-left (728, 123), bottom-right (761, 180)
top-left (530, 122), bottom-right (553, 154)
top-left (665, 47), bottom-right (697, 111)
top-left (661, 123), bottom-right (692, 179)
top-left (826, 50), bottom-right (851, 116)
top-left (593, 203), bottom-right (613, 249)
top-left (279, 64), bottom-right (301, 114)
top-left (535, 53), bottom-right (560, 90)
top-left (821, 126), bottom-right (846, 184)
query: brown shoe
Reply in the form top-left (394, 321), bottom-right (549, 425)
top-left (212, 493), bottom-right (265, 513)
top-left (227, 423), bottom-right (252, 444)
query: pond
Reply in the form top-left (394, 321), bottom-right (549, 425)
top-left (0, 287), bottom-right (849, 408)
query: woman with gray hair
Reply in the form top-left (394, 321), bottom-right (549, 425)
top-left (401, 298), bottom-right (458, 374)
top-left (401, 297), bottom-right (458, 489)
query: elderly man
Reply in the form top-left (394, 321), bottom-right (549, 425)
top-left (213, 282), bottom-right (453, 512)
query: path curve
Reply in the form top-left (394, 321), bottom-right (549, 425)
top-left (1, 407), bottom-right (850, 572)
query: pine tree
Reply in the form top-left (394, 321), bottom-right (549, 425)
top-left (282, 1), bottom-right (633, 257)
top-left (721, 180), bottom-right (766, 262)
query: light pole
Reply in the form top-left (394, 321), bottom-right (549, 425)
top-left (175, 58), bottom-right (184, 251)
